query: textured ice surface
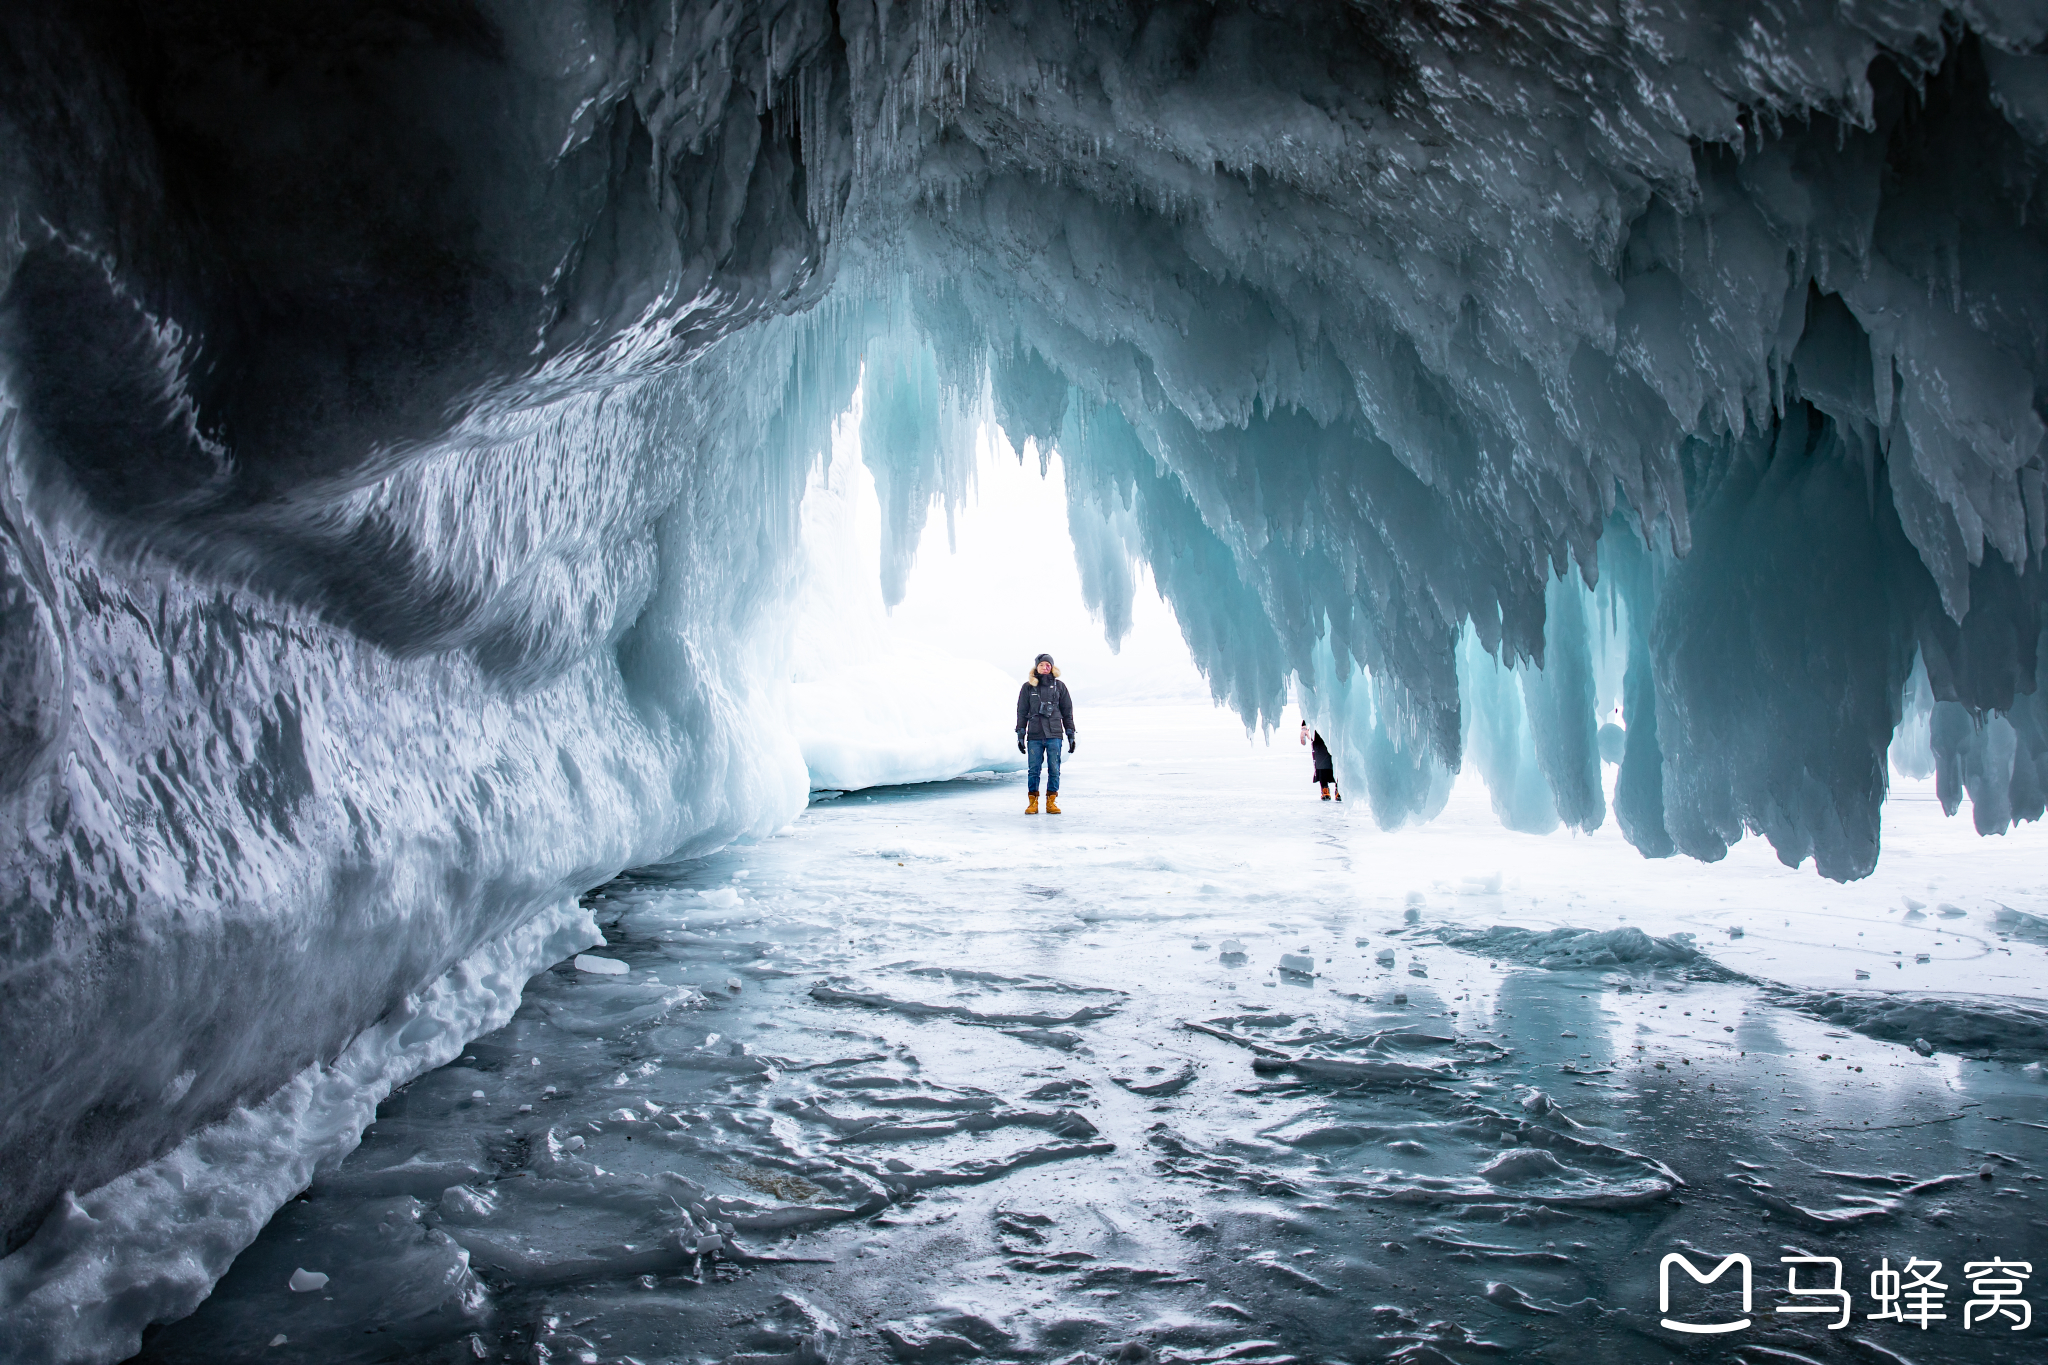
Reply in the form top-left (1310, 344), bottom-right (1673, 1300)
top-left (11, 0), bottom-right (2048, 1336)
top-left (117, 708), bottom-right (2048, 1365)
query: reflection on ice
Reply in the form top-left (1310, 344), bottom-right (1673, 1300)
top-left (135, 708), bottom-right (2047, 1365)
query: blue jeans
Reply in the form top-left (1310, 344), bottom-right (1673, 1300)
top-left (1028, 737), bottom-right (1063, 793)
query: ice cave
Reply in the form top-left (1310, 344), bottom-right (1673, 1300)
top-left (5, 2), bottom-right (2048, 1362)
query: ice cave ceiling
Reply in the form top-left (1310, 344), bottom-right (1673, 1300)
top-left (7, 0), bottom-right (2048, 1266)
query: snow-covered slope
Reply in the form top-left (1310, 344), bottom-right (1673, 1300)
top-left (7, 3), bottom-right (2048, 1350)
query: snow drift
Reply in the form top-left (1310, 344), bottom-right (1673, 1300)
top-left (8, 1), bottom-right (2048, 1352)
top-left (791, 400), bottom-right (1023, 792)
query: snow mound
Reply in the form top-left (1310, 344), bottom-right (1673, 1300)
top-left (792, 652), bottom-right (1021, 793)
top-left (790, 416), bottom-right (1023, 792)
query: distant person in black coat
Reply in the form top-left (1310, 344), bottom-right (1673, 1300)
top-left (1300, 719), bottom-right (1341, 801)
top-left (1016, 653), bottom-right (1075, 813)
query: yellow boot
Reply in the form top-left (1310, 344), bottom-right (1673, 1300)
top-left (1044, 792), bottom-right (1061, 814)
top-left (1025, 791), bottom-right (1039, 814)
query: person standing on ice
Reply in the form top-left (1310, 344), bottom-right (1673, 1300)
top-left (1016, 653), bottom-right (1076, 814)
top-left (1300, 719), bottom-right (1342, 801)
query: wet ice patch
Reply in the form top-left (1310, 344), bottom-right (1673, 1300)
top-left (533, 976), bottom-right (702, 1036)
top-left (809, 973), bottom-right (1124, 1032)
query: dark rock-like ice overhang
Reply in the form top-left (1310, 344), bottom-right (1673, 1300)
top-left (5, 0), bottom-right (2048, 1348)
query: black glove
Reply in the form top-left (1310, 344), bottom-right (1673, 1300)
top-left (1068, 737), bottom-right (1077, 755)
top-left (1017, 737), bottom-right (1026, 754)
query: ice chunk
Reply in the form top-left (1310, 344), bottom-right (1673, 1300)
top-left (1596, 724), bottom-right (1626, 766)
top-left (1111, 1060), bottom-right (1197, 1097)
top-left (698, 888), bottom-right (741, 909)
top-left (1218, 940), bottom-right (1246, 957)
top-left (574, 955), bottom-right (629, 976)
top-left (1995, 905), bottom-right (2048, 942)
top-left (726, 977), bottom-right (744, 992)
top-left (1277, 954), bottom-right (1316, 976)
top-left (1793, 992), bottom-right (2048, 1057)
top-left (287, 1268), bottom-right (328, 1293)
top-left (1485, 1282), bottom-right (1558, 1316)
top-left (438, 1186), bottom-right (497, 1223)
top-left (1480, 1149), bottom-right (1586, 1185)
top-left (1445, 925), bottom-right (1737, 978)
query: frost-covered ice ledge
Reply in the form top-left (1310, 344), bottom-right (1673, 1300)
top-left (8, 2), bottom-right (2048, 1356)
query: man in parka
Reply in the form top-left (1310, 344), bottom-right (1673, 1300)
top-left (1300, 719), bottom-right (1342, 801)
top-left (1016, 653), bottom-right (1076, 813)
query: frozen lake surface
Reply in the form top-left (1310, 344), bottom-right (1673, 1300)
top-left (135, 707), bottom-right (2048, 1364)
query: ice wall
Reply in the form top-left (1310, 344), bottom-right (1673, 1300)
top-left (0, 310), bottom-right (837, 1279)
top-left (9, 1), bottom-right (2048, 1350)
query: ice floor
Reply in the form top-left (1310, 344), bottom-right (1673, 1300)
top-left (133, 706), bottom-right (2048, 1365)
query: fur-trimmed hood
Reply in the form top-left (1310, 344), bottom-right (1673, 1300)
top-left (1024, 666), bottom-right (1062, 683)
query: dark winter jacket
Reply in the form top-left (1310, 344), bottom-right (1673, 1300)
top-left (1016, 670), bottom-right (1075, 740)
top-left (1310, 731), bottom-right (1335, 781)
